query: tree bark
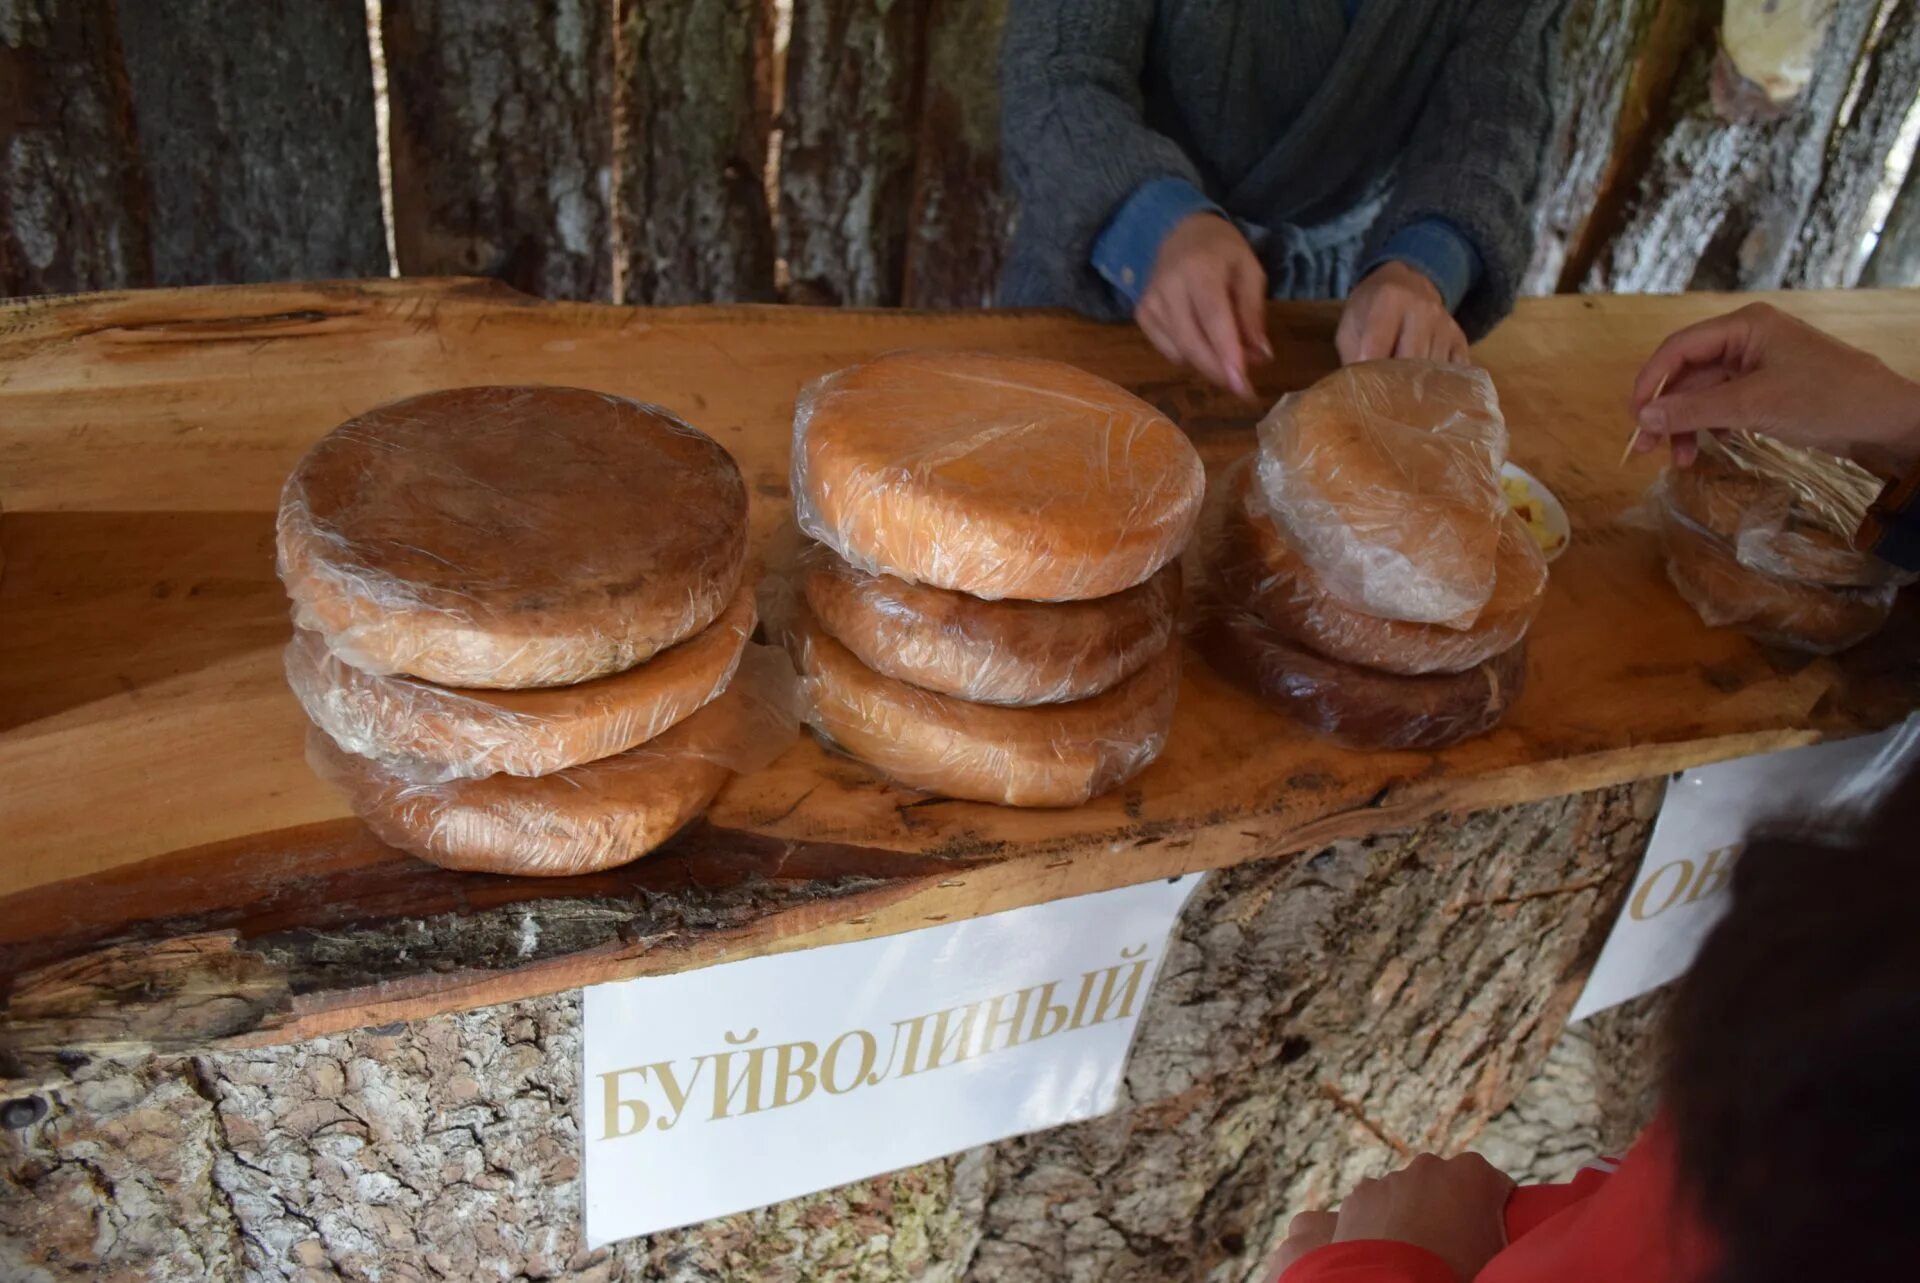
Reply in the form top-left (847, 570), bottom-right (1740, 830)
top-left (384, 0), bottom-right (612, 301)
top-left (1862, 155), bottom-right (1920, 286)
top-left (0, 783), bottom-right (1660, 1281)
top-left (0, 0), bottom-right (151, 297)
top-left (614, 0), bottom-right (776, 305)
top-left (900, 0), bottom-right (1013, 309)
top-left (778, 0), bottom-right (924, 306)
top-left (114, 0), bottom-right (385, 288)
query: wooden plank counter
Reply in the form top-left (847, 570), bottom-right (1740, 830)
top-left (3, 280), bottom-right (1916, 1064)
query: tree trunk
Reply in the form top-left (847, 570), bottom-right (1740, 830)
top-left (114, 0), bottom-right (385, 287)
top-left (0, 0), bottom-right (151, 296)
top-left (0, 783), bottom-right (1660, 1282)
top-left (383, 0), bottom-right (613, 301)
top-left (778, 0), bottom-right (924, 306)
top-left (614, 0), bottom-right (776, 305)
top-left (900, 0), bottom-right (1013, 309)
top-left (1862, 155), bottom-right (1920, 286)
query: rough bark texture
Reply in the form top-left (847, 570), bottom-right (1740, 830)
top-left (1579, 0), bottom-right (1899, 293)
top-left (384, 0), bottom-right (612, 301)
top-left (1863, 154), bottom-right (1920, 286)
top-left (901, 0), bottom-right (1014, 309)
top-left (114, 0), bottom-right (385, 287)
top-left (1784, 0), bottom-right (1920, 287)
top-left (778, 0), bottom-right (924, 306)
top-left (615, 0), bottom-right (776, 304)
top-left (0, 0), bottom-right (150, 296)
top-left (0, 783), bottom-right (1661, 1282)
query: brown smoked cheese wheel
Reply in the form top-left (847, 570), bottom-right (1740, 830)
top-left (785, 601), bottom-right (1180, 807)
top-left (1659, 505), bottom-right (1893, 654)
top-left (1200, 606), bottom-right (1527, 750)
top-left (309, 678), bottom-right (769, 875)
top-left (793, 351), bottom-right (1205, 601)
top-left (279, 385), bottom-right (748, 688)
top-left (287, 587), bottom-right (755, 779)
top-left (1219, 463), bottom-right (1546, 676)
top-left (799, 541), bottom-right (1181, 705)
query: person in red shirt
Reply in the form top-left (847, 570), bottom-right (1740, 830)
top-left (1270, 755), bottom-right (1920, 1283)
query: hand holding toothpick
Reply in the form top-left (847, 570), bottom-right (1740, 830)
top-left (1620, 372), bottom-right (1670, 466)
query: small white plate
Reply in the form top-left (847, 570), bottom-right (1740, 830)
top-left (1501, 462), bottom-right (1571, 562)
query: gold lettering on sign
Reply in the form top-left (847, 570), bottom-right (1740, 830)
top-left (1629, 845), bottom-right (1742, 921)
top-left (592, 945), bottom-right (1164, 1141)
top-left (1630, 859), bottom-right (1694, 920)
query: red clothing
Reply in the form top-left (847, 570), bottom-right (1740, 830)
top-left (1278, 1118), bottom-right (1718, 1283)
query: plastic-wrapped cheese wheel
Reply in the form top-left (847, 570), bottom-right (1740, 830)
top-left (279, 385), bottom-right (749, 688)
top-left (1665, 448), bottom-right (1898, 589)
top-left (309, 646), bottom-right (801, 876)
top-left (792, 351), bottom-right (1205, 601)
top-left (1218, 461), bottom-right (1546, 676)
top-left (1199, 606), bottom-right (1527, 750)
top-left (1658, 502), bottom-right (1895, 655)
top-left (287, 587), bottom-right (755, 780)
top-left (798, 541), bottom-right (1181, 706)
top-left (784, 601), bottom-right (1180, 807)
top-left (1254, 360), bottom-right (1508, 624)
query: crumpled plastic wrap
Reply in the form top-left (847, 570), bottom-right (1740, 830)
top-left (1254, 360), bottom-right (1509, 625)
top-left (308, 644), bottom-right (800, 876)
top-left (1665, 437), bottom-right (1907, 589)
top-left (779, 597), bottom-right (1179, 807)
top-left (791, 351), bottom-right (1206, 602)
top-left (278, 384), bottom-right (749, 689)
top-left (1656, 497), bottom-right (1895, 655)
top-left (287, 587), bottom-right (755, 782)
top-left (1215, 458), bottom-right (1546, 676)
top-left (1196, 602), bottom-right (1527, 751)
top-left (797, 539), bottom-right (1181, 706)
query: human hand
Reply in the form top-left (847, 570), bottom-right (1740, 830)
top-left (1137, 213), bottom-right (1270, 398)
top-left (1336, 262), bottom-right (1470, 365)
top-left (1630, 302), bottom-right (1920, 475)
top-left (1268, 1210), bottom-right (1336, 1277)
top-left (1330, 1152), bottom-right (1513, 1282)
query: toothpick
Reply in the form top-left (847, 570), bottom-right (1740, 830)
top-left (1620, 371), bottom-right (1671, 465)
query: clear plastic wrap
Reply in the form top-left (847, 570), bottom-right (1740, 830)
top-left (287, 587), bottom-right (755, 782)
top-left (1665, 438), bottom-right (1907, 589)
top-left (278, 385), bottom-right (749, 689)
top-left (780, 598), bottom-right (1179, 807)
top-left (1253, 360), bottom-right (1508, 624)
top-left (797, 539), bottom-right (1181, 706)
top-left (1215, 459), bottom-right (1546, 676)
top-left (791, 351), bottom-right (1206, 602)
top-left (307, 645), bottom-right (801, 876)
top-left (1196, 603), bottom-right (1527, 751)
top-left (1656, 498), bottom-right (1896, 655)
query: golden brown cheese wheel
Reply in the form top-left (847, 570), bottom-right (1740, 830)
top-left (287, 587), bottom-right (755, 780)
top-left (798, 541), bottom-right (1181, 706)
top-left (1254, 360), bottom-right (1507, 624)
top-left (1198, 605), bottom-right (1527, 750)
top-left (279, 385), bottom-right (748, 688)
top-left (1665, 450), bottom-right (1892, 589)
top-left (784, 601), bottom-right (1180, 807)
top-left (793, 351), bottom-right (1205, 601)
top-left (1659, 504), bottom-right (1894, 655)
top-left (1218, 461), bottom-right (1546, 676)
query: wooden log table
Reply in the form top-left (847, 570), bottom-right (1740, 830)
top-left (2, 281), bottom-right (1917, 1066)
top-left (1, 281), bottom-right (1916, 1281)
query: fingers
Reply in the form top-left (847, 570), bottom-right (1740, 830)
top-left (1630, 310), bottom-right (1759, 411)
top-left (1230, 257), bottom-right (1272, 368)
top-left (1636, 379), bottom-right (1749, 440)
top-left (1194, 289), bottom-right (1251, 398)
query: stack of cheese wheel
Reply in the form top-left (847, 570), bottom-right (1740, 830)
top-left (278, 385), bottom-right (795, 876)
top-left (784, 351), bottom-right (1205, 807)
top-left (1203, 361), bottom-right (1546, 750)
top-left (1653, 436), bottom-right (1902, 654)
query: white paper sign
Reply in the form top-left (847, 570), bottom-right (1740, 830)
top-left (1572, 717), bottom-right (1919, 1022)
top-left (581, 874), bottom-right (1202, 1246)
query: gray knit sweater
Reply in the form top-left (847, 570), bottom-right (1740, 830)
top-left (997, 0), bottom-right (1563, 339)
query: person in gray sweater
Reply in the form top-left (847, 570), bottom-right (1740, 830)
top-left (999, 0), bottom-right (1564, 396)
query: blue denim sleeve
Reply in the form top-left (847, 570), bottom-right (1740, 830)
top-left (1090, 177), bottom-right (1224, 311)
top-left (1362, 216), bottom-right (1485, 315)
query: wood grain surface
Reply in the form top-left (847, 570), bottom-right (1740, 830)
top-left (2, 279), bottom-right (1916, 1056)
